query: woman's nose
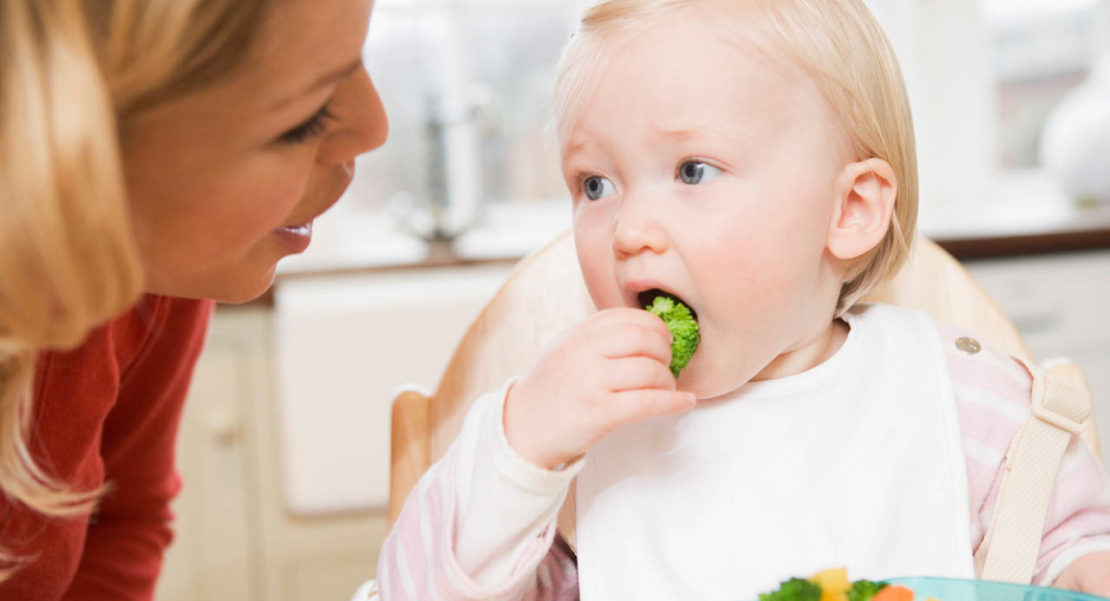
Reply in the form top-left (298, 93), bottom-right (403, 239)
top-left (612, 195), bottom-right (668, 257)
top-left (318, 67), bottom-right (389, 165)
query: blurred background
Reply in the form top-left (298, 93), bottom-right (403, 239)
top-left (158, 1), bottom-right (1110, 599)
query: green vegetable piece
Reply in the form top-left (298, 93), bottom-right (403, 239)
top-left (759, 578), bottom-right (823, 601)
top-left (645, 295), bottom-right (700, 378)
top-left (848, 579), bottom-right (889, 601)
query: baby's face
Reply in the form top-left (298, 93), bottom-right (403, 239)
top-left (562, 18), bottom-right (851, 398)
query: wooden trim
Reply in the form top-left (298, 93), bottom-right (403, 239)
top-left (389, 390), bottom-right (432, 527)
top-left (936, 228), bottom-right (1110, 261)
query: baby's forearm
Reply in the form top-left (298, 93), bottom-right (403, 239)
top-left (1053, 550), bottom-right (1110, 596)
top-left (455, 386), bottom-right (580, 585)
top-left (376, 384), bottom-right (580, 601)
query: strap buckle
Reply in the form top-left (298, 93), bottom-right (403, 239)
top-left (1029, 363), bottom-right (1090, 434)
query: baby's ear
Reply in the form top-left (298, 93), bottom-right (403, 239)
top-left (826, 158), bottom-right (897, 261)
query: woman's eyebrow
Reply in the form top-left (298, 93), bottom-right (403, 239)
top-left (267, 58), bottom-right (364, 111)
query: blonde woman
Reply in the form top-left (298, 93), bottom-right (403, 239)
top-left (0, 0), bottom-right (386, 598)
top-left (373, 0), bottom-right (1110, 599)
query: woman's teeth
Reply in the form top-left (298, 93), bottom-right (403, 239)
top-left (278, 224), bottom-right (310, 235)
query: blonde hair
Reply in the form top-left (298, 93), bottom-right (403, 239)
top-left (0, 0), bottom-right (264, 577)
top-left (554, 0), bottom-right (918, 314)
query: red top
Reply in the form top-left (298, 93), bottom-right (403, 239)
top-left (0, 295), bottom-right (214, 600)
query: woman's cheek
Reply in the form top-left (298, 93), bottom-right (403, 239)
top-left (235, 165), bottom-right (314, 230)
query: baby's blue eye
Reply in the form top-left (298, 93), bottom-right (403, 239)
top-left (583, 176), bottom-right (616, 201)
top-left (678, 161), bottom-right (722, 185)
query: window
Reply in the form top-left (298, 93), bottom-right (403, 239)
top-left (350, 1), bottom-right (579, 232)
top-left (291, 0), bottom-right (1110, 274)
top-left (868, 0), bottom-right (1108, 213)
top-left (986, 0), bottom-right (1104, 170)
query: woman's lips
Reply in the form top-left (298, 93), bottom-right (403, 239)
top-left (273, 222), bottom-right (313, 254)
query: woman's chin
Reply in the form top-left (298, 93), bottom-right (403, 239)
top-left (145, 264), bottom-right (277, 304)
top-left (216, 269), bottom-right (277, 304)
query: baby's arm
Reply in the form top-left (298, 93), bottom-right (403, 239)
top-left (375, 384), bottom-right (580, 600)
top-left (1053, 551), bottom-right (1110, 596)
top-left (1030, 432), bottom-right (1110, 594)
top-left (376, 308), bottom-right (692, 600)
top-left (943, 322), bottom-right (1110, 593)
top-left (504, 308), bottom-right (696, 470)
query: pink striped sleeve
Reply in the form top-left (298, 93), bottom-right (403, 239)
top-left (941, 322), bottom-right (1110, 585)
top-left (375, 388), bottom-right (580, 600)
top-left (376, 461), bottom-right (579, 600)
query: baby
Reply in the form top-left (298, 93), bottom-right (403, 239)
top-left (373, 1), bottom-right (1110, 599)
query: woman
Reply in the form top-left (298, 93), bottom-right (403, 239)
top-left (0, 0), bottom-right (387, 598)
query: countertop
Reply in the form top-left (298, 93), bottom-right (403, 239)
top-left (926, 201), bottom-right (1110, 260)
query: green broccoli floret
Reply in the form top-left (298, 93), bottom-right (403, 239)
top-left (847, 579), bottom-right (889, 601)
top-left (759, 578), bottom-right (823, 601)
top-left (645, 295), bottom-right (700, 378)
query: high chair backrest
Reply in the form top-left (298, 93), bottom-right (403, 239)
top-left (387, 231), bottom-right (1099, 579)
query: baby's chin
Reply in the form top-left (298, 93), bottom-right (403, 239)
top-left (677, 361), bottom-right (750, 401)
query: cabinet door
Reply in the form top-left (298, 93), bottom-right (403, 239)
top-left (158, 334), bottom-right (261, 600)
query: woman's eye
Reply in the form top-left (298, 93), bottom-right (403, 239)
top-left (582, 175), bottom-right (616, 201)
top-left (277, 104), bottom-right (336, 145)
top-left (677, 161), bottom-right (722, 185)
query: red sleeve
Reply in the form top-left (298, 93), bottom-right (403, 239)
top-left (60, 296), bottom-right (213, 601)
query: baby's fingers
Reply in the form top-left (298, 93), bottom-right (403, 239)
top-left (607, 356), bottom-right (677, 392)
top-left (595, 325), bottom-right (673, 364)
top-left (608, 389), bottom-right (697, 424)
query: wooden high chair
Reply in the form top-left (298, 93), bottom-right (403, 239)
top-left (387, 231), bottom-right (1099, 583)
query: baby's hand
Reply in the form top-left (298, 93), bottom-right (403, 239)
top-left (1053, 550), bottom-right (1110, 596)
top-left (503, 308), bottom-right (697, 470)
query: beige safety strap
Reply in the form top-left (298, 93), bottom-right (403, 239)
top-left (973, 357), bottom-right (1092, 583)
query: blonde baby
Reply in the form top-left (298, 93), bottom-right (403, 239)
top-left (373, 1), bottom-right (1110, 599)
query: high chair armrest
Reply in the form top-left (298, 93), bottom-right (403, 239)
top-left (389, 387), bottom-right (433, 527)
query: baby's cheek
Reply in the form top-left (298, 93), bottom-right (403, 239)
top-left (581, 267), bottom-right (621, 309)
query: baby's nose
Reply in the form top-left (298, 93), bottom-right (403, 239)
top-left (612, 196), bottom-right (668, 257)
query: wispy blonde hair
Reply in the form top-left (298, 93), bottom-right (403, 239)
top-left (554, 0), bottom-right (918, 314)
top-left (0, 0), bottom-right (264, 578)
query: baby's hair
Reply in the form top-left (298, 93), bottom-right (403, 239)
top-left (0, 0), bottom-right (265, 579)
top-left (554, 0), bottom-right (918, 315)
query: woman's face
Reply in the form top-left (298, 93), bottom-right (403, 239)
top-left (121, 0), bottom-right (386, 302)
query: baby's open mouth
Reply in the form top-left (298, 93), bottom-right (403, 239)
top-left (638, 288), bottom-right (697, 322)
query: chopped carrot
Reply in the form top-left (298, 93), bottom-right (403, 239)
top-left (873, 585), bottom-right (914, 601)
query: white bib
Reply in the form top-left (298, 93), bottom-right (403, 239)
top-left (576, 304), bottom-right (975, 601)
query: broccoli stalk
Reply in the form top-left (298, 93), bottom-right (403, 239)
top-left (645, 295), bottom-right (700, 378)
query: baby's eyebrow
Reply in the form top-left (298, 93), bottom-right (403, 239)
top-left (560, 138), bottom-right (601, 169)
top-left (652, 127), bottom-right (700, 141)
top-left (562, 137), bottom-right (593, 159)
top-left (653, 122), bottom-right (759, 151)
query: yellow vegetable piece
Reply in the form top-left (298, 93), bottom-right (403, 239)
top-left (810, 567), bottom-right (851, 601)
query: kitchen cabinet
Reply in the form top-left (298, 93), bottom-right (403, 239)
top-left (158, 262), bottom-right (515, 601)
top-left (156, 307), bottom-right (390, 601)
top-left (157, 308), bottom-right (268, 601)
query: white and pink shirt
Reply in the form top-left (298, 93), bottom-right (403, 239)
top-left (368, 304), bottom-right (1110, 600)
